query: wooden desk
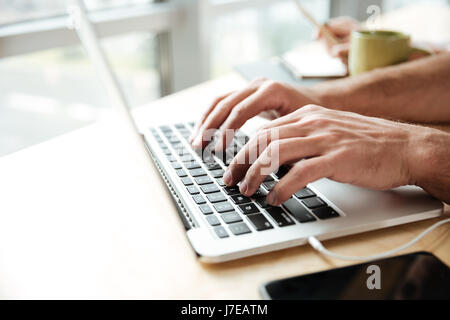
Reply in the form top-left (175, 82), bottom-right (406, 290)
top-left (0, 73), bottom-right (448, 299)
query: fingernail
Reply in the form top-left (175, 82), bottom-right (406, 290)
top-left (223, 170), bottom-right (232, 185)
top-left (240, 181), bottom-right (248, 195)
top-left (266, 190), bottom-right (277, 205)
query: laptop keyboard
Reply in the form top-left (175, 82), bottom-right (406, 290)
top-left (149, 122), bottom-right (340, 239)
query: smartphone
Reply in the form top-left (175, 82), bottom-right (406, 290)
top-left (260, 251), bottom-right (450, 300)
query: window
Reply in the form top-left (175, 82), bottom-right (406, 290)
top-left (211, 0), bottom-right (329, 76)
top-left (0, 32), bottom-right (159, 155)
top-left (0, 0), bottom-right (155, 25)
top-left (0, 0), bottom-right (332, 156)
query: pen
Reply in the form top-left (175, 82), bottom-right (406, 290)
top-left (293, 0), bottom-right (339, 45)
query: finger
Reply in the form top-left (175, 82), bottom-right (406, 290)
top-left (192, 86), bottom-right (257, 148)
top-left (258, 104), bottom-right (325, 131)
top-left (325, 17), bottom-right (358, 37)
top-left (190, 91), bottom-right (232, 143)
top-left (266, 157), bottom-right (333, 206)
top-left (239, 137), bottom-right (325, 197)
top-left (330, 42), bottom-right (350, 58)
top-left (214, 87), bottom-right (269, 152)
top-left (224, 123), bottom-right (312, 186)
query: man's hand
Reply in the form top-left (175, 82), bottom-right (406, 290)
top-left (189, 78), bottom-right (320, 151)
top-left (223, 105), bottom-right (450, 205)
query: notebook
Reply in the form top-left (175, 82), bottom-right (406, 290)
top-left (280, 41), bottom-right (347, 78)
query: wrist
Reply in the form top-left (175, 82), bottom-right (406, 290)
top-left (406, 127), bottom-right (447, 188)
top-left (309, 82), bottom-right (349, 112)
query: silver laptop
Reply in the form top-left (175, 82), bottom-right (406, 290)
top-left (70, 2), bottom-right (443, 263)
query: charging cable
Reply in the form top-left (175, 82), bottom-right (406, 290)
top-left (308, 217), bottom-right (450, 262)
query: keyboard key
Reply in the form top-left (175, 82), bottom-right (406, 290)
top-left (230, 194), bottom-right (251, 205)
top-left (176, 169), bottom-right (187, 177)
top-left (274, 166), bottom-right (289, 179)
top-left (255, 197), bottom-right (270, 208)
top-left (206, 215), bottom-right (221, 226)
top-left (199, 204), bottom-right (213, 215)
top-left (223, 186), bottom-right (240, 195)
top-left (247, 214), bottom-right (273, 231)
top-left (238, 203), bottom-right (260, 215)
top-left (216, 178), bottom-right (226, 187)
top-left (195, 176), bottom-right (213, 185)
top-left (185, 162), bottom-right (201, 170)
top-left (192, 195), bottom-right (206, 205)
top-left (181, 177), bottom-right (193, 186)
top-left (199, 151), bottom-right (215, 163)
top-left (163, 150), bottom-right (172, 156)
top-left (262, 180), bottom-right (277, 191)
top-left (200, 184), bottom-right (220, 194)
top-left (186, 186), bottom-right (199, 195)
top-left (205, 162), bottom-right (222, 170)
top-left (229, 223), bottom-right (251, 235)
top-left (213, 201), bottom-right (234, 213)
top-left (180, 131), bottom-right (190, 139)
top-left (252, 187), bottom-right (266, 198)
top-left (312, 206), bottom-right (340, 219)
top-left (221, 212), bottom-right (243, 224)
top-left (189, 168), bottom-right (207, 177)
top-left (210, 169), bottom-right (225, 178)
top-left (266, 207), bottom-right (295, 227)
top-left (173, 146), bottom-right (184, 155)
top-left (174, 123), bottom-right (185, 129)
top-left (159, 125), bottom-right (172, 132)
top-left (180, 154), bottom-right (195, 162)
top-left (171, 162), bottom-right (182, 170)
top-left (214, 226), bottom-right (229, 238)
top-left (168, 137), bottom-right (180, 144)
top-left (302, 197), bottom-right (326, 209)
top-left (163, 131), bottom-right (174, 138)
top-left (294, 187), bottom-right (316, 199)
top-left (206, 192), bottom-right (227, 203)
top-left (167, 155), bottom-right (177, 162)
top-left (282, 198), bottom-right (316, 223)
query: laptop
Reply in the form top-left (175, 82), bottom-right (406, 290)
top-left (70, 2), bottom-right (443, 263)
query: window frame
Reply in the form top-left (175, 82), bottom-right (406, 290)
top-left (0, 0), bottom-right (330, 95)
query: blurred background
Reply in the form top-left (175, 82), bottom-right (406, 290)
top-left (0, 0), bottom-right (449, 156)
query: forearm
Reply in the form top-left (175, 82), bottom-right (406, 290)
top-left (310, 52), bottom-right (450, 123)
top-left (408, 127), bottom-right (450, 204)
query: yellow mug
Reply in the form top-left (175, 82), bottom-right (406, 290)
top-left (349, 30), bottom-right (428, 76)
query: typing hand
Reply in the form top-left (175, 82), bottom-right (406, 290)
top-left (223, 105), bottom-right (430, 206)
top-left (189, 78), bottom-right (320, 151)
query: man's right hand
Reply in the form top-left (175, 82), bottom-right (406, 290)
top-left (189, 78), bottom-right (321, 151)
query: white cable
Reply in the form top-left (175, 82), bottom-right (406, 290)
top-left (308, 217), bottom-right (450, 262)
